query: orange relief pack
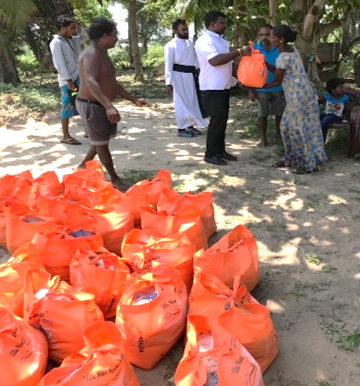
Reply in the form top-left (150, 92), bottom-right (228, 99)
top-left (189, 271), bottom-right (278, 373)
top-left (38, 321), bottom-right (139, 386)
top-left (157, 188), bottom-right (217, 240)
top-left (6, 212), bottom-right (57, 254)
top-left (66, 195), bottom-right (134, 256)
top-left (116, 266), bottom-right (188, 370)
top-left (0, 306), bottom-right (48, 386)
top-left (0, 197), bottom-right (31, 248)
top-left (140, 205), bottom-right (207, 251)
top-left (237, 42), bottom-right (267, 88)
top-left (31, 220), bottom-right (103, 281)
top-left (174, 315), bottom-right (264, 386)
top-left (125, 170), bottom-right (173, 225)
top-left (70, 247), bottom-right (131, 319)
top-left (23, 268), bottom-right (104, 363)
top-left (195, 225), bottom-right (259, 291)
top-left (121, 229), bottom-right (196, 291)
top-left (0, 242), bottom-right (45, 317)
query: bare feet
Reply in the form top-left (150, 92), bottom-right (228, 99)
top-left (111, 178), bottom-right (129, 192)
top-left (77, 163), bottom-right (86, 170)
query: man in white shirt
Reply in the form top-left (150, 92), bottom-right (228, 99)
top-left (195, 11), bottom-right (243, 165)
top-left (50, 15), bottom-right (88, 145)
top-left (164, 19), bottom-right (207, 137)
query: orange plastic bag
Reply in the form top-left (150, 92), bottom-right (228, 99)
top-left (0, 170), bottom-right (32, 199)
top-left (38, 321), bottom-right (139, 386)
top-left (141, 205), bottom-right (207, 251)
top-left (6, 212), bottom-right (57, 254)
top-left (36, 193), bottom-right (92, 224)
top-left (15, 171), bottom-right (64, 209)
top-left (66, 195), bottom-right (134, 255)
top-left (0, 197), bottom-right (30, 248)
top-left (62, 160), bottom-right (106, 184)
top-left (158, 188), bottom-right (217, 240)
top-left (125, 170), bottom-right (173, 225)
top-left (0, 306), bottom-right (48, 386)
top-left (70, 247), bottom-right (131, 318)
top-left (121, 229), bottom-right (196, 291)
top-left (24, 268), bottom-right (104, 363)
top-left (174, 315), bottom-right (264, 386)
top-left (0, 242), bottom-right (45, 317)
top-left (195, 225), bottom-right (259, 291)
top-left (31, 221), bottom-right (103, 281)
top-left (63, 177), bottom-right (118, 200)
top-left (188, 271), bottom-right (278, 372)
top-left (237, 42), bottom-right (267, 88)
top-left (116, 266), bottom-right (187, 370)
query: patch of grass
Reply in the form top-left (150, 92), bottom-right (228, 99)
top-left (305, 203), bottom-right (315, 210)
top-left (0, 82), bottom-right (60, 113)
top-left (305, 253), bottom-right (323, 265)
top-left (320, 319), bottom-right (360, 351)
top-left (274, 144), bottom-right (284, 156)
top-left (121, 169), bottom-right (159, 186)
top-left (115, 70), bottom-right (168, 99)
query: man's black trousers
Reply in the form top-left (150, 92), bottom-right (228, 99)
top-left (201, 89), bottom-right (230, 157)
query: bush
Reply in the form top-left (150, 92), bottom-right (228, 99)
top-left (16, 46), bottom-right (39, 73)
top-left (0, 83), bottom-right (60, 113)
top-left (142, 45), bottom-right (164, 68)
top-left (109, 46), bottom-right (130, 69)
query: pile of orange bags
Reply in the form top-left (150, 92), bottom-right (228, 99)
top-left (0, 164), bottom-right (279, 384)
top-left (0, 305), bottom-right (48, 386)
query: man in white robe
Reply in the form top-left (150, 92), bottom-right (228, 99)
top-left (164, 19), bottom-right (207, 137)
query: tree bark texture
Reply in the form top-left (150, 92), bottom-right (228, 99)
top-left (128, 0), bottom-right (142, 79)
top-left (0, 33), bottom-right (20, 84)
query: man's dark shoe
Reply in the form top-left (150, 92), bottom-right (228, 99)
top-left (218, 151), bottom-right (238, 161)
top-left (204, 155), bottom-right (228, 165)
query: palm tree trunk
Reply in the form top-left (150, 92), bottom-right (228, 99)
top-left (128, 0), bottom-right (142, 79)
top-left (0, 32), bottom-right (20, 84)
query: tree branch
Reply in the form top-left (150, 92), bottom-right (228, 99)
top-left (302, 0), bottom-right (328, 41)
top-left (318, 19), bottom-right (341, 39)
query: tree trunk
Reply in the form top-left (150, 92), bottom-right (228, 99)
top-left (128, 22), bottom-right (134, 68)
top-left (269, 0), bottom-right (278, 26)
top-left (293, 0), bottom-right (328, 81)
top-left (0, 33), bottom-right (20, 84)
top-left (128, 0), bottom-right (142, 79)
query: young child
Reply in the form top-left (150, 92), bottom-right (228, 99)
top-left (319, 78), bottom-right (349, 141)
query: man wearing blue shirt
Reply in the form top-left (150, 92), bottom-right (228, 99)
top-left (249, 25), bottom-right (286, 147)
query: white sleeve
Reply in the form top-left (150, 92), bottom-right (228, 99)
top-left (78, 27), bottom-right (89, 45)
top-left (50, 40), bottom-right (72, 81)
top-left (196, 37), bottom-right (220, 62)
top-left (164, 43), bottom-right (174, 86)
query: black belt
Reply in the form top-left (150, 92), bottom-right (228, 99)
top-left (173, 64), bottom-right (196, 73)
top-left (77, 97), bottom-right (102, 106)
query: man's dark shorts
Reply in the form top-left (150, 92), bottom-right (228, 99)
top-left (256, 91), bottom-right (286, 117)
top-left (76, 97), bottom-right (117, 145)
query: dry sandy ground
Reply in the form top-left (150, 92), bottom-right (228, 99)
top-left (1, 96), bottom-right (360, 386)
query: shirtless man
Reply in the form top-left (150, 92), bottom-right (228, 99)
top-left (75, 18), bottom-right (150, 191)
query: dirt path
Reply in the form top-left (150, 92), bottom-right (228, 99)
top-left (1, 97), bottom-right (360, 386)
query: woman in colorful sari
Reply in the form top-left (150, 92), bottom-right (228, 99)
top-left (265, 25), bottom-right (327, 174)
